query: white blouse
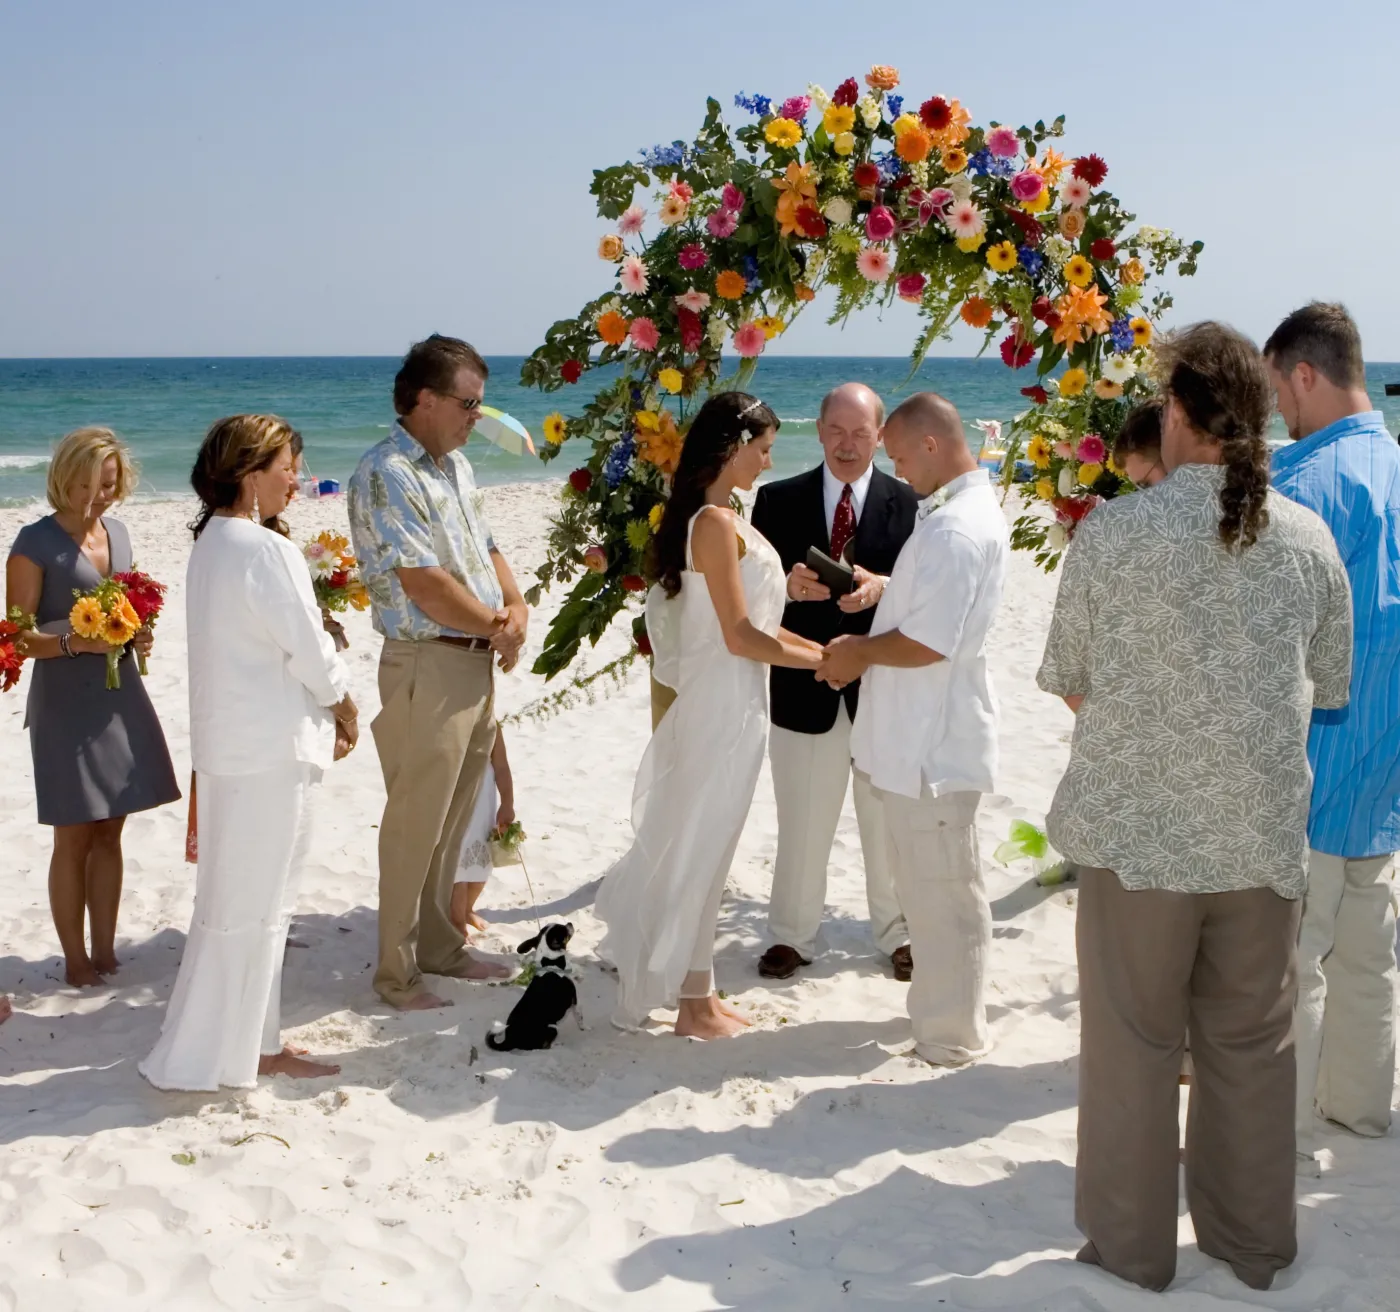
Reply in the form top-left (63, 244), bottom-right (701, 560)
top-left (187, 516), bottom-right (350, 775)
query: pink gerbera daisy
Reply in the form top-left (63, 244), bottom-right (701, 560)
top-left (618, 205), bottom-right (646, 235)
top-left (620, 255), bottom-right (649, 295)
top-left (628, 317), bottom-right (660, 352)
top-left (1060, 177), bottom-right (1092, 209)
top-left (986, 125), bottom-right (1020, 158)
top-left (732, 322), bottom-right (767, 357)
top-left (675, 288), bottom-right (711, 313)
top-left (857, 247), bottom-right (892, 282)
top-left (721, 182), bottom-right (745, 213)
top-left (1076, 434), bottom-right (1107, 464)
top-left (945, 201), bottom-right (984, 240)
top-left (678, 243), bottom-right (708, 270)
top-left (707, 209), bottom-right (739, 239)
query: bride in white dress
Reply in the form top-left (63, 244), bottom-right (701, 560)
top-left (597, 393), bottom-right (824, 1039)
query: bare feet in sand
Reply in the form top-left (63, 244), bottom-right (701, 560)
top-left (92, 954), bottom-right (120, 975)
top-left (437, 956), bottom-right (513, 982)
top-left (396, 992), bottom-right (454, 1011)
top-left (258, 1045), bottom-right (341, 1080)
top-left (65, 960), bottom-right (105, 988)
top-left (465, 911), bottom-right (489, 933)
top-left (715, 996), bottom-right (752, 1026)
top-left (675, 995), bottom-right (749, 1040)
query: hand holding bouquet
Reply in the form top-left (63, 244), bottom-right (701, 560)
top-left (304, 532), bottom-right (368, 651)
top-left (1, 607), bottom-right (36, 693)
top-left (110, 569), bottom-right (167, 675)
top-left (70, 580), bottom-right (143, 690)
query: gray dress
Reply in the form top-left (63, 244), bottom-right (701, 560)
top-left (9, 515), bottom-right (181, 826)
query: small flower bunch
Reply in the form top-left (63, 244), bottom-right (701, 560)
top-left (488, 818), bottom-right (526, 869)
top-left (303, 531), bottom-right (368, 614)
top-left (110, 569), bottom-right (166, 675)
top-left (69, 579), bottom-right (142, 690)
top-left (1, 607), bottom-right (36, 693)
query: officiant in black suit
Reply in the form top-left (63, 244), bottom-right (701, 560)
top-left (751, 383), bottom-right (921, 982)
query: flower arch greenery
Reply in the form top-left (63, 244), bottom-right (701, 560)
top-left (520, 65), bottom-right (1202, 679)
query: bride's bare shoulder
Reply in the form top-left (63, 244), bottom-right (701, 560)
top-left (690, 505), bottom-right (746, 561)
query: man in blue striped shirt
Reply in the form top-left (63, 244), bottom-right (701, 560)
top-left (1267, 302), bottom-right (1400, 1168)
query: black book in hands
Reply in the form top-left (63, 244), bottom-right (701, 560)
top-left (806, 546), bottom-right (855, 597)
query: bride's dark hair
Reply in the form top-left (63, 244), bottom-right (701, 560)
top-left (653, 391), bottom-right (779, 597)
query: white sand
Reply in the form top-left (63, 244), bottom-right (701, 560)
top-left (1, 483), bottom-right (1397, 1311)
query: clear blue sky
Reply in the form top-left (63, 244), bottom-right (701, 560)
top-left (2, 0), bottom-right (1397, 359)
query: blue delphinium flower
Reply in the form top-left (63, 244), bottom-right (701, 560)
top-left (886, 94), bottom-right (903, 120)
top-left (1110, 318), bottom-right (1136, 352)
top-left (740, 253), bottom-right (762, 289)
top-left (876, 153), bottom-right (902, 182)
top-left (604, 433), bottom-right (635, 489)
top-left (734, 92), bottom-right (772, 116)
top-left (639, 141), bottom-right (688, 170)
top-left (967, 149), bottom-right (993, 177)
top-left (989, 156), bottom-right (1016, 179)
top-left (1019, 247), bottom-right (1045, 277)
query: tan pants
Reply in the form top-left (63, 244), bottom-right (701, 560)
top-left (370, 640), bottom-right (495, 1005)
top-left (1076, 866), bottom-right (1301, 1292)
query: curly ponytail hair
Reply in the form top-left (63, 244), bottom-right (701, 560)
top-left (652, 391), bottom-right (779, 597)
top-left (189, 414), bottom-right (300, 539)
top-left (1157, 322), bottom-right (1274, 550)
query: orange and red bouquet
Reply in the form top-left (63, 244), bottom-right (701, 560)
top-left (1, 607), bottom-right (36, 693)
top-left (69, 579), bottom-right (142, 690)
top-left (111, 569), bottom-right (167, 675)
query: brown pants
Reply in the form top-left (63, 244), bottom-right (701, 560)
top-left (370, 640), bottom-right (495, 1005)
top-left (1075, 867), bottom-right (1301, 1292)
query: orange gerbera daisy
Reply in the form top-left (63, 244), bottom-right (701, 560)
top-left (70, 596), bottom-right (105, 639)
top-left (895, 124), bottom-right (932, 163)
top-left (715, 270), bottom-right (748, 299)
top-left (773, 161), bottom-right (818, 238)
top-left (960, 295), bottom-right (995, 329)
top-left (597, 310), bottom-right (629, 346)
top-left (1052, 285), bottom-right (1113, 347)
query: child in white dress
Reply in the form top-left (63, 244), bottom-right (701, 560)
top-left (451, 727), bottom-right (515, 936)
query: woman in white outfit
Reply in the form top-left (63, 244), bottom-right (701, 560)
top-left (597, 393), bottom-right (824, 1039)
top-left (140, 414), bottom-right (358, 1091)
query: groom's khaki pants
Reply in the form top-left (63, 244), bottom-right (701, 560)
top-left (768, 706), bottom-right (907, 960)
top-left (1295, 850), bottom-right (1397, 1149)
top-left (371, 639), bottom-right (495, 1006)
top-left (869, 779), bottom-right (990, 1063)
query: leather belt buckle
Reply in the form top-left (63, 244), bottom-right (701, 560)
top-left (434, 635), bottom-right (492, 652)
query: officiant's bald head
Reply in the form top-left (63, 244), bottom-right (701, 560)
top-left (817, 382), bottom-right (885, 484)
top-left (882, 392), bottom-right (977, 496)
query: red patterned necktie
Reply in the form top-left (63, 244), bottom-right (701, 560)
top-left (829, 483), bottom-right (856, 563)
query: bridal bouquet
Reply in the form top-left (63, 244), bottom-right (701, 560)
top-left (0, 607), bottom-right (35, 693)
top-left (303, 531), bottom-right (368, 650)
top-left (110, 569), bottom-right (167, 675)
top-left (69, 579), bottom-right (142, 690)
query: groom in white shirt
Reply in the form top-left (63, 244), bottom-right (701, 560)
top-left (819, 392), bottom-right (1009, 1064)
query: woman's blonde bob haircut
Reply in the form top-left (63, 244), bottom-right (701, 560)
top-left (46, 426), bottom-right (139, 514)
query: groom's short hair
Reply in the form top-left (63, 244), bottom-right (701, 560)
top-left (885, 392), bottom-right (965, 444)
top-left (394, 334), bottom-right (490, 416)
top-left (1263, 302), bottom-right (1365, 389)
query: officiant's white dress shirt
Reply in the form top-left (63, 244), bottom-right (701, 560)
top-left (822, 462), bottom-right (874, 536)
top-left (851, 469), bottom-right (1009, 799)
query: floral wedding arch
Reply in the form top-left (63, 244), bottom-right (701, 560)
top-left (518, 65), bottom-right (1202, 681)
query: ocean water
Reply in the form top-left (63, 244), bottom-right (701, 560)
top-left (2, 356), bottom-right (1398, 507)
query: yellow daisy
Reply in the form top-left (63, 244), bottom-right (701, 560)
top-left (542, 413), bottom-right (567, 446)
top-left (1094, 378), bottom-right (1124, 400)
top-left (822, 105), bottom-right (855, 136)
top-left (764, 117), bottom-right (803, 148)
top-left (754, 315), bottom-right (786, 340)
top-left (69, 596), bottom-right (105, 639)
top-left (1059, 368), bottom-right (1089, 398)
top-left (986, 241), bottom-right (1019, 274)
top-left (1027, 434), bottom-right (1052, 469)
top-left (1065, 255), bottom-right (1095, 288)
top-left (1078, 462), bottom-right (1104, 487)
top-left (1131, 317), bottom-right (1153, 347)
top-left (648, 503), bottom-right (664, 530)
top-left (1035, 478), bottom-right (1055, 501)
top-left (956, 234), bottom-right (985, 254)
top-left (942, 147), bottom-right (968, 173)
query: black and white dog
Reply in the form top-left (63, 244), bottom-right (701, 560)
top-left (485, 922), bottom-right (583, 1052)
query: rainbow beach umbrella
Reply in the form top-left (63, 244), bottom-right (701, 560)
top-left (474, 406), bottom-right (537, 457)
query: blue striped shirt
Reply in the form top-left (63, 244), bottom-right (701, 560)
top-left (1272, 410), bottom-right (1400, 858)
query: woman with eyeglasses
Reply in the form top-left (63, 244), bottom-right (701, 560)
top-left (1112, 400), bottom-right (1167, 490)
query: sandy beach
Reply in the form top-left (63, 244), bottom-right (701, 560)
top-left (1, 482), bottom-right (1397, 1311)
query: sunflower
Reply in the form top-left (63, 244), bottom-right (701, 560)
top-left (1130, 317), bottom-right (1153, 347)
top-left (1064, 255), bottom-right (1095, 288)
top-left (1027, 434), bottom-right (1052, 469)
top-left (822, 104), bottom-right (855, 136)
top-left (102, 610), bottom-right (138, 646)
top-left (542, 413), bottom-right (567, 446)
top-left (986, 241), bottom-right (1019, 274)
top-left (1035, 478), bottom-right (1055, 502)
top-left (70, 596), bottom-right (105, 639)
top-left (1059, 368), bottom-right (1089, 398)
top-left (941, 147), bottom-right (968, 173)
top-left (715, 270), bottom-right (748, 299)
top-left (764, 117), bottom-right (803, 149)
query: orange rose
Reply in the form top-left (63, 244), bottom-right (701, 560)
top-left (1121, 257), bottom-right (1146, 285)
top-left (866, 65), bottom-right (900, 91)
top-left (715, 270), bottom-right (748, 299)
top-left (597, 310), bottom-right (629, 346)
top-left (597, 234), bottom-right (624, 261)
top-left (1058, 209), bottom-right (1086, 240)
top-left (960, 296), bottom-right (994, 329)
top-left (895, 125), bottom-right (932, 163)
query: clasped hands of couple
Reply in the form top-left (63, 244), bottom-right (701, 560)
top-left (786, 560), bottom-right (883, 693)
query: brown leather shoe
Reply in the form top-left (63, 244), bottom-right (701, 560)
top-left (891, 945), bottom-right (913, 982)
top-left (758, 944), bottom-right (810, 979)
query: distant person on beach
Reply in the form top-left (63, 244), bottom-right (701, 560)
top-left (347, 335), bottom-right (524, 1010)
top-left (750, 382), bottom-right (919, 984)
top-left (1038, 322), bottom-right (1353, 1292)
top-left (1265, 302), bottom-right (1400, 1169)
top-left (141, 414), bottom-right (357, 1090)
top-left (818, 393), bottom-right (1008, 1066)
top-left (5, 427), bottom-right (180, 988)
top-left (597, 393), bottom-right (825, 1038)
top-left (1111, 399), bottom-right (1166, 490)
top-left (450, 725), bottom-right (516, 937)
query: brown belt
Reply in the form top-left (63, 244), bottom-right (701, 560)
top-left (434, 635), bottom-right (493, 652)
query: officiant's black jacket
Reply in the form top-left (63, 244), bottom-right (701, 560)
top-left (751, 464), bottom-right (920, 736)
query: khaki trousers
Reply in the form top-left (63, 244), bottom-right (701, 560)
top-left (871, 782), bottom-right (990, 1064)
top-left (1075, 867), bottom-right (1301, 1292)
top-left (371, 639), bottom-right (495, 1005)
top-left (768, 707), bottom-right (907, 961)
top-left (1295, 850), bottom-right (1397, 1148)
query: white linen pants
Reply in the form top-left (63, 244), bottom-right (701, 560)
top-left (768, 705), bottom-right (907, 959)
top-left (873, 780), bottom-right (992, 1065)
top-left (1295, 849), bottom-right (1397, 1147)
top-left (140, 765), bottom-right (317, 1092)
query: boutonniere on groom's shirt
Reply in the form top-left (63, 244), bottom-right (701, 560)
top-left (917, 488), bottom-right (952, 520)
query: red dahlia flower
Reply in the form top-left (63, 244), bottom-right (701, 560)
top-left (1021, 385), bottom-right (1050, 405)
top-left (1000, 335), bottom-right (1035, 369)
top-left (833, 78), bottom-right (860, 107)
top-left (919, 97), bottom-right (951, 131)
top-left (560, 359), bottom-right (583, 383)
top-left (1030, 295), bottom-right (1054, 322)
top-left (1073, 154), bottom-right (1109, 186)
top-left (853, 162), bottom-right (880, 188)
top-left (796, 205), bottom-right (828, 238)
top-left (1090, 238), bottom-right (1116, 261)
top-left (1004, 208), bottom-right (1044, 245)
top-left (568, 468), bottom-right (593, 493)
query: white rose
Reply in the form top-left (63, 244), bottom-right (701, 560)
top-left (947, 173), bottom-right (973, 203)
top-left (1058, 467), bottom-right (1075, 497)
top-left (858, 95), bottom-right (881, 131)
top-left (823, 197), bottom-right (854, 225)
top-left (707, 318), bottom-right (728, 347)
top-left (1046, 524), bottom-right (1070, 550)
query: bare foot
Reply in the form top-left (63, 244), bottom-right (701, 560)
top-left (395, 992), bottom-right (454, 1011)
top-left (65, 961), bottom-right (104, 988)
top-left (715, 997), bottom-right (752, 1026)
top-left (92, 954), bottom-right (120, 975)
top-left (675, 997), bottom-right (748, 1040)
top-left (0, 997), bottom-right (11, 1024)
top-left (466, 911), bottom-right (489, 933)
top-left (259, 1049), bottom-right (341, 1079)
top-left (437, 956), bottom-right (513, 982)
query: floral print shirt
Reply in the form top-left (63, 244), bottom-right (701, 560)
top-left (1037, 463), bottom-right (1353, 898)
top-left (347, 424), bottom-right (504, 641)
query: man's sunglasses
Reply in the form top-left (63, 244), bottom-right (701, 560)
top-left (440, 393), bottom-right (482, 413)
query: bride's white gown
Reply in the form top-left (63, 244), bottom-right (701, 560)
top-left (596, 508), bottom-right (786, 1027)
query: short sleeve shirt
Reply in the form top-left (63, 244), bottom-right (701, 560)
top-left (347, 423), bottom-right (504, 641)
